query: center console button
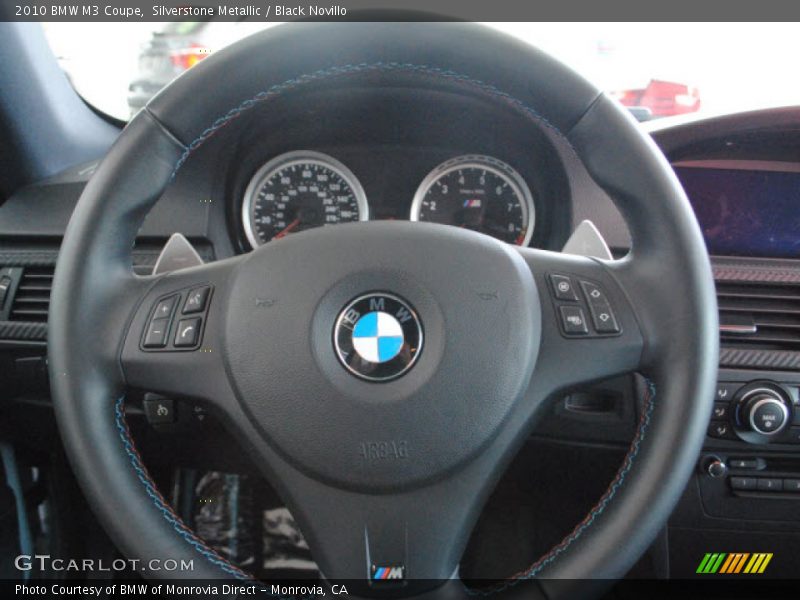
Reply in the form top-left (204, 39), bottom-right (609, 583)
top-left (706, 458), bottom-right (727, 478)
top-left (712, 402), bottom-right (730, 420)
top-left (729, 458), bottom-right (759, 470)
top-left (783, 479), bottom-right (800, 492)
top-left (730, 477), bottom-right (757, 491)
top-left (714, 382), bottom-right (739, 402)
top-left (785, 427), bottom-right (800, 444)
top-left (708, 421), bottom-right (734, 439)
top-left (749, 397), bottom-right (788, 435)
top-left (757, 478), bottom-right (783, 492)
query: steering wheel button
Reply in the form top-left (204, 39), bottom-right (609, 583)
top-left (580, 280), bottom-right (609, 305)
top-left (578, 282), bottom-right (619, 334)
top-left (143, 318), bottom-right (170, 348)
top-left (589, 302), bottom-right (620, 334)
top-left (183, 286), bottom-right (210, 314)
top-left (174, 317), bottom-right (202, 347)
top-left (153, 295), bottom-right (177, 320)
top-left (143, 394), bottom-right (176, 425)
top-left (550, 274), bottom-right (578, 301)
top-left (559, 305), bottom-right (588, 335)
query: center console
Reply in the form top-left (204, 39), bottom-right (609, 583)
top-left (703, 374), bottom-right (800, 498)
top-left (660, 151), bottom-right (800, 577)
top-left (708, 380), bottom-right (799, 445)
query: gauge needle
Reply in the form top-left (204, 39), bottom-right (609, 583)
top-left (274, 218), bottom-right (301, 239)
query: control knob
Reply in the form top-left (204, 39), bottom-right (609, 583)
top-left (741, 390), bottom-right (789, 436)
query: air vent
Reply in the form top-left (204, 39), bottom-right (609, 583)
top-left (10, 266), bottom-right (54, 323)
top-left (717, 280), bottom-right (800, 351)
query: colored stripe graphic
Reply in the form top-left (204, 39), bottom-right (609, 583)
top-left (710, 553), bottom-right (726, 573)
top-left (735, 553), bottom-right (750, 573)
top-left (719, 553), bottom-right (736, 574)
top-left (722, 553), bottom-right (749, 573)
top-left (744, 553), bottom-right (773, 574)
top-left (697, 552), bottom-right (773, 574)
top-left (696, 553), bottom-right (713, 573)
top-left (744, 554), bottom-right (760, 573)
top-left (758, 554), bottom-right (773, 573)
top-left (697, 553), bottom-right (726, 574)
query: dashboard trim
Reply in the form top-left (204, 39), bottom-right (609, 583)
top-left (712, 256), bottom-right (800, 284)
top-left (673, 159), bottom-right (800, 173)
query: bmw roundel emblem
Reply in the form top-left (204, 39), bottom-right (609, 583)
top-left (334, 293), bottom-right (423, 382)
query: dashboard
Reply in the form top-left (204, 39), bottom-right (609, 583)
top-left (2, 84), bottom-right (800, 579)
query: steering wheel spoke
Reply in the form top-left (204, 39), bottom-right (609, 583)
top-left (120, 256), bottom-right (243, 408)
top-left (232, 397), bottom-right (549, 599)
top-left (263, 461), bottom-right (496, 597)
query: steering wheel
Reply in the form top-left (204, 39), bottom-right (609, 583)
top-left (48, 22), bottom-right (718, 599)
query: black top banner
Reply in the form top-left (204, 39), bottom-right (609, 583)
top-left (1, 0), bottom-right (800, 22)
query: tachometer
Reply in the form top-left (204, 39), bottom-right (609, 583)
top-left (242, 151), bottom-right (368, 247)
top-left (410, 155), bottom-right (535, 246)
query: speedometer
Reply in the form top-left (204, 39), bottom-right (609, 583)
top-left (242, 151), bottom-right (368, 248)
top-left (410, 155), bottom-right (535, 246)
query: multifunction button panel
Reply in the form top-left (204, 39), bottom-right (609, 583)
top-left (548, 274), bottom-right (621, 337)
top-left (707, 380), bottom-right (800, 445)
top-left (140, 285), bottom-right (213, 352)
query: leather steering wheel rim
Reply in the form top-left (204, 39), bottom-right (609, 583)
top-left (48, 22), bottom-right (718, 599)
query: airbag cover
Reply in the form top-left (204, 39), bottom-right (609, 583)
top-left (223, 221), bottom-right (540, 491)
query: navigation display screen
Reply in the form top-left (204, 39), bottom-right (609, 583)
top-left (675, 166), bottom-right (800, 258)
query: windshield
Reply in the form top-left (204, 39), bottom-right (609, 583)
top-left (43, 22), bottom-right (800, 123)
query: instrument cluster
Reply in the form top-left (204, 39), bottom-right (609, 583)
top-left (241, 150), bottom-right (537, 248)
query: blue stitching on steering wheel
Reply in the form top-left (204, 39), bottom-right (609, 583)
top-left (116, 398), bottom-right (326, 600)
top-left (463, 380), bottom-right (657, 596)
top-left (168, 61), bottom-right (579, 180)
top-left (114, 397), bottom-right (252, 581)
